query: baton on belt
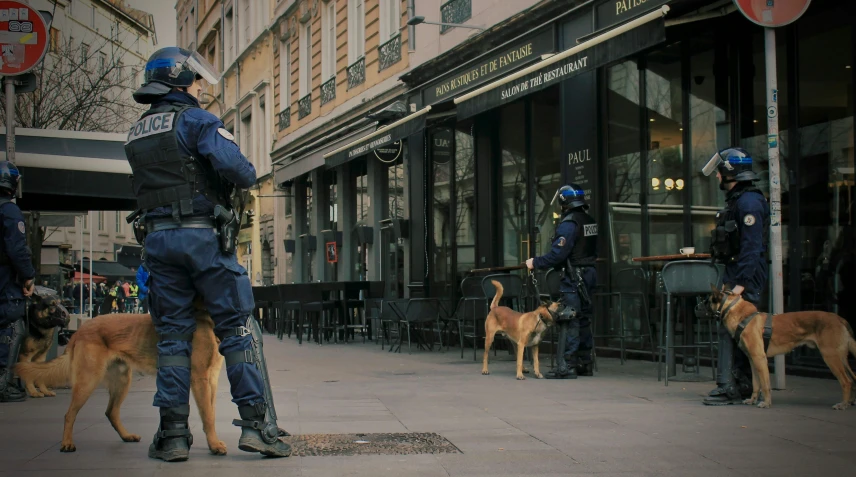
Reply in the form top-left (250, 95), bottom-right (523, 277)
top-left (468, 264), bottom-right (528, 274)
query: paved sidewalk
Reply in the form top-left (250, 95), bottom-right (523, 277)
top-left (1, 336), bottom-right (854, 477)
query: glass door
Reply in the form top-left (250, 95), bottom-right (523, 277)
top-left (497, 101), bottom-right (529, 269)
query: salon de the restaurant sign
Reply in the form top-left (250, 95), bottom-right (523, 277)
top-left (422, 26), bottom-right (556, 106)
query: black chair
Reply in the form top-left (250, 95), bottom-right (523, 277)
top-left (396, 298), bottom-right (448, 354)
top-left (455, 276), bottom-right (489, 360)
top-left (300, 289), bottom-right (339, 345)
top-left (592, 268), bottom-right (656, 365)
top-left (657, 260), bottom-right (721, 386)
top-left (379, 299), bottom-right (409, 351)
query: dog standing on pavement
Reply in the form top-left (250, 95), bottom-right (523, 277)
top-left (482, 280), bottom-right (559, 380)
top-left (17, 287), bottom-right (71, 398)
top-left (708, 285), bottom-right (856, 410)
top-left (15, 303), bottom-right (227, 455)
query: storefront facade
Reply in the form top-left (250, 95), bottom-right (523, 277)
top-left (279, 0), bottom-right (855, 367)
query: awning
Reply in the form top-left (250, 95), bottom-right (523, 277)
top-left (0, 128), bottom-right (136, 211)
top-left (274, 123), bottom-right (378, 184)
top-left (77, 260), bottom-right (136, 280)
top-left (72, 271), bottom-right (107, 284)
top-left (323, 106), bottom-right (432, 168)
top-left (454, 6), bottom-right (670, 119)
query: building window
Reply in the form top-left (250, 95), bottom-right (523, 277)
top-left (225, 8), bottom-right (234, 64)
top-left (279, 40), bottom-right (290, 112)
top-left (379, 0), bottom-right (400, 43)
top-left (97, 211), bottom-right (104, 231)
top-left (321, 1), bottom-right (336, 82)
top-left (242, 0), bottom-right (252, 50)
top-left (90, 4), bottom-right (96, 29)
top-left (259, 95), bottom-right (268, 172)
top-left (347, 0), bottom-right (365, 65)
top-left (80, 43), bottom-right (89, 67)
top-left (440, 0), bottom-right (472, 34)
top-left (241, 111), bottom-right (253, 167)
top-left (299, 23), bottom-right (311, 97)
top-left (98, 52), bottom-right (106, 73)
top-left (115, 212), bottom-right (122, 234)
top-left (50, 28), bottom-right (60, 53)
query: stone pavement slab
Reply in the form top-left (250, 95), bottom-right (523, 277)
top-left (2, 335), bottom-right (855, 476)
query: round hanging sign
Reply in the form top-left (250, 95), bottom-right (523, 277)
top-left (374, 140), bottom-right (402, 164)
top-left (0, 1), bottom-right (50, 76)
top-left (733, 0), bottom-right (812, 28)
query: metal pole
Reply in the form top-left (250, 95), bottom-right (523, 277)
top-left (79, 216), bottom-right (83, 315)
top-left (88, 211), bottom-right (93, 318)
top-left (5, 77), bottom-right (15, 164)
top-left (765, 28), bottom-right (786, 390)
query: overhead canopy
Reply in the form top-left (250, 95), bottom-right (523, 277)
top-left (323, 106), bottom-right (432, 168)
top-left (72, 271), bottom-right (107, 284)
top-left (77, 260), bottom-right (136, 281)
top-left (274, 123), bottom-right (379, 184)
top-left (0, 127), bottom-right (137, 211)
top-left (454, 6), bottom-right (670, 119)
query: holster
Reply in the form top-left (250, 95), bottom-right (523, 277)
top-left (214, 205), bottom-right (239, 255)
top-left (127, 210), bottom-right (147, 246)
top-left (566, 263), bottom-right (592, 308)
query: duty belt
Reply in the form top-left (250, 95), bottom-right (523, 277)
top-left (146, 216), bottom-right (216, 233)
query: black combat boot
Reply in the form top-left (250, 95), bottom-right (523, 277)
top-left (234, 404), bottom-right (292, 457)
top-left (148, 406), bottom-right (192, 462)
top-left (0, 369), bottom-right (26, 403)
top-left (577, 363), bottom-right (594, 377)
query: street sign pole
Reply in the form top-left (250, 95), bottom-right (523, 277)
top-left (5, 76), bottom-right (13, 164)
top-left (764, 27), bottom-right (785, 390)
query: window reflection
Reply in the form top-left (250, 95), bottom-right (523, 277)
top-left (499, 102), bottom-right (528, 268)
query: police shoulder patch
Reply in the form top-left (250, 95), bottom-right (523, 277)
top-left (557, 237), bottom-right (566, 247)
top-left (743, 214), bottom-right (756, 226)
top-left (17, 221), bottom-right (25, 234)
top-left (218, 128), bottom-right (235, 141)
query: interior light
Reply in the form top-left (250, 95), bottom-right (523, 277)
top-left (846, 65), bottom-right (852, 69)
top-left (676, 179), bottom-right (685, 190)
top-left (651, 178), bottom-right (660, 190)
top-left (649, 118), bottom-right (655, 122)
top-left (665, 178), bottom-right (675, 190)
top-left (679, 128), bottom-right (683, 131)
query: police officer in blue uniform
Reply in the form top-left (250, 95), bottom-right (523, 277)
top-left (125, 47), bottom-right (290, 461)
top-left (700, 147), bottom-right (770, 406)
top-left (0, 161), bottom-right (36, 403)
top-left (526, 184), bottom-right (598, 379)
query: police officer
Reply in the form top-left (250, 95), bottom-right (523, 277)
top-left (526, 184), bottom-right (598, 379)
top-left (0, 161), bottom-right (36, 403)
top-left (125, 47), bottom-right (290, 461)
top-left (701, 147), bottom-right (770, 406)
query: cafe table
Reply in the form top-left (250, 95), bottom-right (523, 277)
top-left (631, 253), bottom-right (715, 382)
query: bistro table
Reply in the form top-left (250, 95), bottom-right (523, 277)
top-left (631, 253), bottom-right (715, 382)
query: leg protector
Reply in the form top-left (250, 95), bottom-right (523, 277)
top-left (148, 405), bottom-right (192, 462)
top-left (545, 323), bottom-right (577, 379)
top-left (0, 320), bottom-right (27, 402)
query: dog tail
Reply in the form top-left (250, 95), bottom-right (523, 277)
top-left (15, 352), bottom-right (72, 388)
top-left (490, 280), bottom-right (504, 310)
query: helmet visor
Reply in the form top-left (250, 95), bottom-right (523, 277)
top-left (185, 51), bottom-right (220, 85)
top-left (701, 152), bottom-right (722, 177)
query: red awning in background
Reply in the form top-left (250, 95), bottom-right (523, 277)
top-left (73, 271), bottom-right (107, 283)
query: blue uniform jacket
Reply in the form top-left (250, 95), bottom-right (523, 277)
top-left (533, 218), bottom-right (576, 272)
top-left (0, 200), bottom-right (35, 301)
top-left (147, 92), bottom-right (256, 217)
top-left (723, 188), bottom-right (769, 294)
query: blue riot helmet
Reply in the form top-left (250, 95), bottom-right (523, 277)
top-left (133, 47), bottom-right (220, 104)
top-left (551, 184), bottom-right (587, 210)
top-left (701, 147), bottom-right (758, 184)
top-left (0, 160), bottom-right (21, 195)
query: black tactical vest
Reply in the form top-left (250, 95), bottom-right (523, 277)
top-left (710, 186), bottom-right (769, 263)
top-left (556, 210), bottom-right (598, 267)
top-left (124, 104), bottom-right (226, 216)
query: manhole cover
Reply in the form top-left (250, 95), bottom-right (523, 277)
top-left (283, 433), bottom-right (461, 456)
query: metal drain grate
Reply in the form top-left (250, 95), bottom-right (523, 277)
top-left (282, 432), bottom-right (461, 456)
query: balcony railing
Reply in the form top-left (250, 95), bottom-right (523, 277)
top-left (378, 34), bottom-right (402, 72)
top-left (320, 77), bottom-right (336, 106)
top-left (278, 107), bottom-right (291, 131)
top-left (298, 94), bottom-right (311, 119)
top-left (440, 0), bottom-right (472, 34)
top-left (347, 57), bottom-right (365, 89)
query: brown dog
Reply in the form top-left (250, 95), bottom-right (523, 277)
top-left (15, 306), bottom-right (227, 455)
top-left (17, 288), bottom-right (71, 398)
top-left (482, 280), bottom-right (559, 380)
top-left (708, 286), bottom-right (856, 410)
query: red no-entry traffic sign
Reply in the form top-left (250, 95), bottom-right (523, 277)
top-left (733, 0), bottom-right (813, 28)
top-left (0, 0), bottom-right (49, 76)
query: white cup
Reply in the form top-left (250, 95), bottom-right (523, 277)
top-left (680, 247), bottom-right (695, 256)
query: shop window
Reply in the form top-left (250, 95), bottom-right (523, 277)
top-left (605, 60), bottom-right (642, 267)
top-left (327, 171), bottom-right (338, 231)
top-left (645, 43), bottom-right (685, 257)
top-left (388, 160), bottom-right (404, 219)
top-left (530, 88), bottom-right (562, 260)
top-left (498, 101), bottom-right (528, 268)
top-left (689, 36), bottom-right (732, 249)
top-left (454, 122), bottom-right (476, 275)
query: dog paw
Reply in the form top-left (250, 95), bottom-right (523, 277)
top-left (832, 402), bottom-right (849, 411)
top-left (41, 390), bottom-right (56, 397)
top-left (60, 443), bottom-right (76, 453)
top-left (516, 375), bottom-right (526, 380)
top-left (742, 398), bottom-right (756, 405)
top-left (757, 402), bottom-right (771, 409)
top-left (481, 370), bottom-right (490, 375)
top-left (209, 441), bottom-right (228, 455)
top-left (121, 434), bottom-right (141, 443)
top-left (535, 373), bottom-right (544, 379)
top-left (28, 391), bottom-right (44, 398)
